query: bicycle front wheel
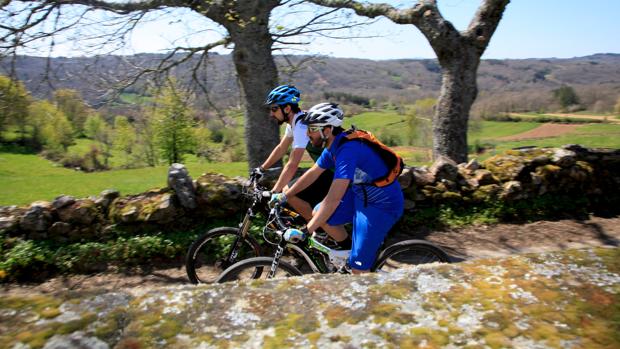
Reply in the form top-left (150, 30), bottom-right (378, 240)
top-left (372, 240), bottom-right (450, 272)
top-left (216, 257), bottom-right (303, 283)
top-left (185, 227), bottom-right (261, 284)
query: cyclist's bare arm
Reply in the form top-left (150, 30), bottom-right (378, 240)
top-left (261, 136), bottom-right (293, 170)
top-left (284, 163), bottom-right (324, 198)
top-left (272, 147), bottom-right (304, 192)
top-left (306, 178), bottom-right (349, 233)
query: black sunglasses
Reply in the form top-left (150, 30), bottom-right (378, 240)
top-left (270, 106), bottom-right (280, 112)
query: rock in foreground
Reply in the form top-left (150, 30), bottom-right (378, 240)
top-left (1, 247), bottom-right (618, 348)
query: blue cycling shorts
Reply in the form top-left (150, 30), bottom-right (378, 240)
top-left (315, 186), bottom-right (402, 270)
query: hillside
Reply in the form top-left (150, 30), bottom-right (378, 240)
top-left (2, 53), bottom-right (619, 109)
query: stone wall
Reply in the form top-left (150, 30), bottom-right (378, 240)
top-left (1, 247), bottom-right (618, 348)
top-left (1, 144), bottom-right (619, 242)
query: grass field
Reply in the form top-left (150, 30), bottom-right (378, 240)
top-left (2, 110), bottom-right (620, 206)
top-left (0, 152), bottom-right (247, 205)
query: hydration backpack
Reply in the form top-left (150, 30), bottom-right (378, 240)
top-left (337, 126), bottom-right (404, 187)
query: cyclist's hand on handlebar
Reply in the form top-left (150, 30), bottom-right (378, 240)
top-left (269, 192), bottom-right (287, 207)
top-left (249, 166), bottom-right (264, 180)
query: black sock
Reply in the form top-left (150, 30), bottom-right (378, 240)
top-left (337, 237), bottom-right (352, 250)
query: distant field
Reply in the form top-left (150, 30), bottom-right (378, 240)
top-left (2, 110), bottom-right (620, 206)
top-left (0, 152), bottom-right (246, 205)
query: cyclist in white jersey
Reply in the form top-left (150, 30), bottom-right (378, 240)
top-left (251, 85), bottom-right (333, 221)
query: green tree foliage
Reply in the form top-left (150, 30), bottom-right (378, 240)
top-left (133, 111), bottom-right (158, 167)
top-left (0, 75), bottom-right (31, 142)
top-left (152, 82), bottom-right (196, 165)
top-left (406, 98), bottom-right (435, 147)
top-left (323, 91), bottom-right (370, 106)
top-left (28, 100), bottom-right (74, 152)
top-left (84, 114), bottom-right (113, 167)
top-left (194, 125), bottom-right (215, 162)
top-left (113, 115), bottom-right (137, 167)
top-left (53, 89), bottom-right (91, 137)
top-left (552, 85), bottom-right (580, 110)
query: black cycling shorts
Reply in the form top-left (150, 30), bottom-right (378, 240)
top-left (291, 170), bottom-right (334, 207)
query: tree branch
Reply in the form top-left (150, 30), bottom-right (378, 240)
top-left (465, 0), bottom-right (510, 55)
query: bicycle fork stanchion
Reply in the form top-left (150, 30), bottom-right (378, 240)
top-left (268, 245), bottom-right (285, 278)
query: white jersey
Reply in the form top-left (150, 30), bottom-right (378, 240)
top-left (284, 112), bottom-right (310, 149)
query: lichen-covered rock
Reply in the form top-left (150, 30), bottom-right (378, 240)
top-left (56, 199), bottom-right (101, 225)
top-left (0, 205), bottom-right (25, 234)
top-left (552, 148), bottom-right (577, 168)
top-left (411, 166), bottom-right (435, 187)
top-left (19, 201), bottom-right (53, 233)
top-left (397, 167), bottom-right (413, 190)
top-left (167, 163), bottom-right (197, 209)
top-left (94, 189), bottom-right (120, 212)
top-left (483, 155), bottom-right (528, 182)
top-left (1, 248), bottom-right (618, 349)
top-left (430, 156), bottom-right (459, 182)
top-left (195, 173), bottom-right (245, 218)
top-left (108, 189), bottom-right (178, 225)
top-left (51, 195), bottom-right (76, 210)
top-left (499, 180), bottom-right (524, 201)
top-left (473, 169), bottom-right (499, 186)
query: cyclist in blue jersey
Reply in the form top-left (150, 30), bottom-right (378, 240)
top-left (252, 85), bottom-right (333, 221)
top-left (280, 103), bottom-right (404, 273)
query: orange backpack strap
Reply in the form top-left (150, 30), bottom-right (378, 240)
top-left (340, 128), bottom-right (404, 187)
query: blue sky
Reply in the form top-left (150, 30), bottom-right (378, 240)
top-left (301, 0), bottom-right (620, 60)
top-left (32, 0), bottom-right (620, 60)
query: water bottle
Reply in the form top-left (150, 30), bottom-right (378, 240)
top-left (283, 228), bottom-right (306, 243)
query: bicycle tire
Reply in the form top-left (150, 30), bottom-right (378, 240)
top-left (372, 240), bottom-right (450, 272)
top-left (185, 227), bottom-right (261, 284)
top-left (216, 257), bottom-right (303, 283)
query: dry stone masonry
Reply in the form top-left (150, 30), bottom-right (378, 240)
top-left (1, 145), bottom-right (619, 243)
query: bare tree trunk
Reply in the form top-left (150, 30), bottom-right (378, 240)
top-left (434, 49), bottom-right (480, 163)
top-left (307, 0), bottom-right (510, 164)
top-left (230, 34), bottom-right (279, 168)
top-left (219, 1), bottom-right (281, 168)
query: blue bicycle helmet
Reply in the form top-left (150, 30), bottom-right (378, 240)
top-left (265, 85), bottom-right (301, 106)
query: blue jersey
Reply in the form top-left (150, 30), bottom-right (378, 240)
top-left (316, 133), bottom-right (403, 211)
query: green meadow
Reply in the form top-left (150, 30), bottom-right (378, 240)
top-left (2, 110), bottom-right (620, 206)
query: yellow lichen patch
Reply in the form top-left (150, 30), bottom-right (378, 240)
top-left (263, 312), bottom-right (320, 347)
top-left (39, 306), bottom-right (61, 319)
top-left (58, 312), bottom-right (97, 334)
top-left (409, 327), bottom-right (450, 347)
top-left (158, 318), bottom-right (183, 339)
top-left (323, 305), bottom-right (349, 328)
top-left (484, 332), bottom-right (511, 349)
top-left (368, 283), bottom-right (414, 299)
top-left (595, 247), bottom-right (620, 273)
top-left (305, 331), bottom-right (322, 348)
top-left (369, 303), bottom-right (400, 324)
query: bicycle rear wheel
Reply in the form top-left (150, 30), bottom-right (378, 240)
top-left (372, 240), bottom-right (450, 272)
top-left (185, 227), bottom-right (261, 284)
top-left (216, 257), bottom-right (303, 283)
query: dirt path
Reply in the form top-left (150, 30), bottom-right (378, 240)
top-left (2, 216), bottom-right (619, 296)
top-left (498, 123), bottom-right (580, 141)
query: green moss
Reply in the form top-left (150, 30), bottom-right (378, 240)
top-left (409, 327), bottom-right (450, 347)
top-left (323, 305), bottom-right (349, 328)
top-left (484, 332), bottom-right (511, 349)
top-left (158, 318), bottom-right (183, 339)
top-left (263, 313), bottom-right (320, 348)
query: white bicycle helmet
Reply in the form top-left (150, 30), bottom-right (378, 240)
top-left (302, 102), bottom-right (344, 127)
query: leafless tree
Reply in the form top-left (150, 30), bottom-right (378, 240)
top-left (308, 0), bottom-right (510, 163)
top-left (1, 0), bottom-right (370, 167)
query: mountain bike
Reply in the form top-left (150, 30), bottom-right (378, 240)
top-left (185, 170), bottom-right (332, 284)
top-left (215, 201), bottom-right (451, 283)
top-left (185, 172), bottom-right (274, 284)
